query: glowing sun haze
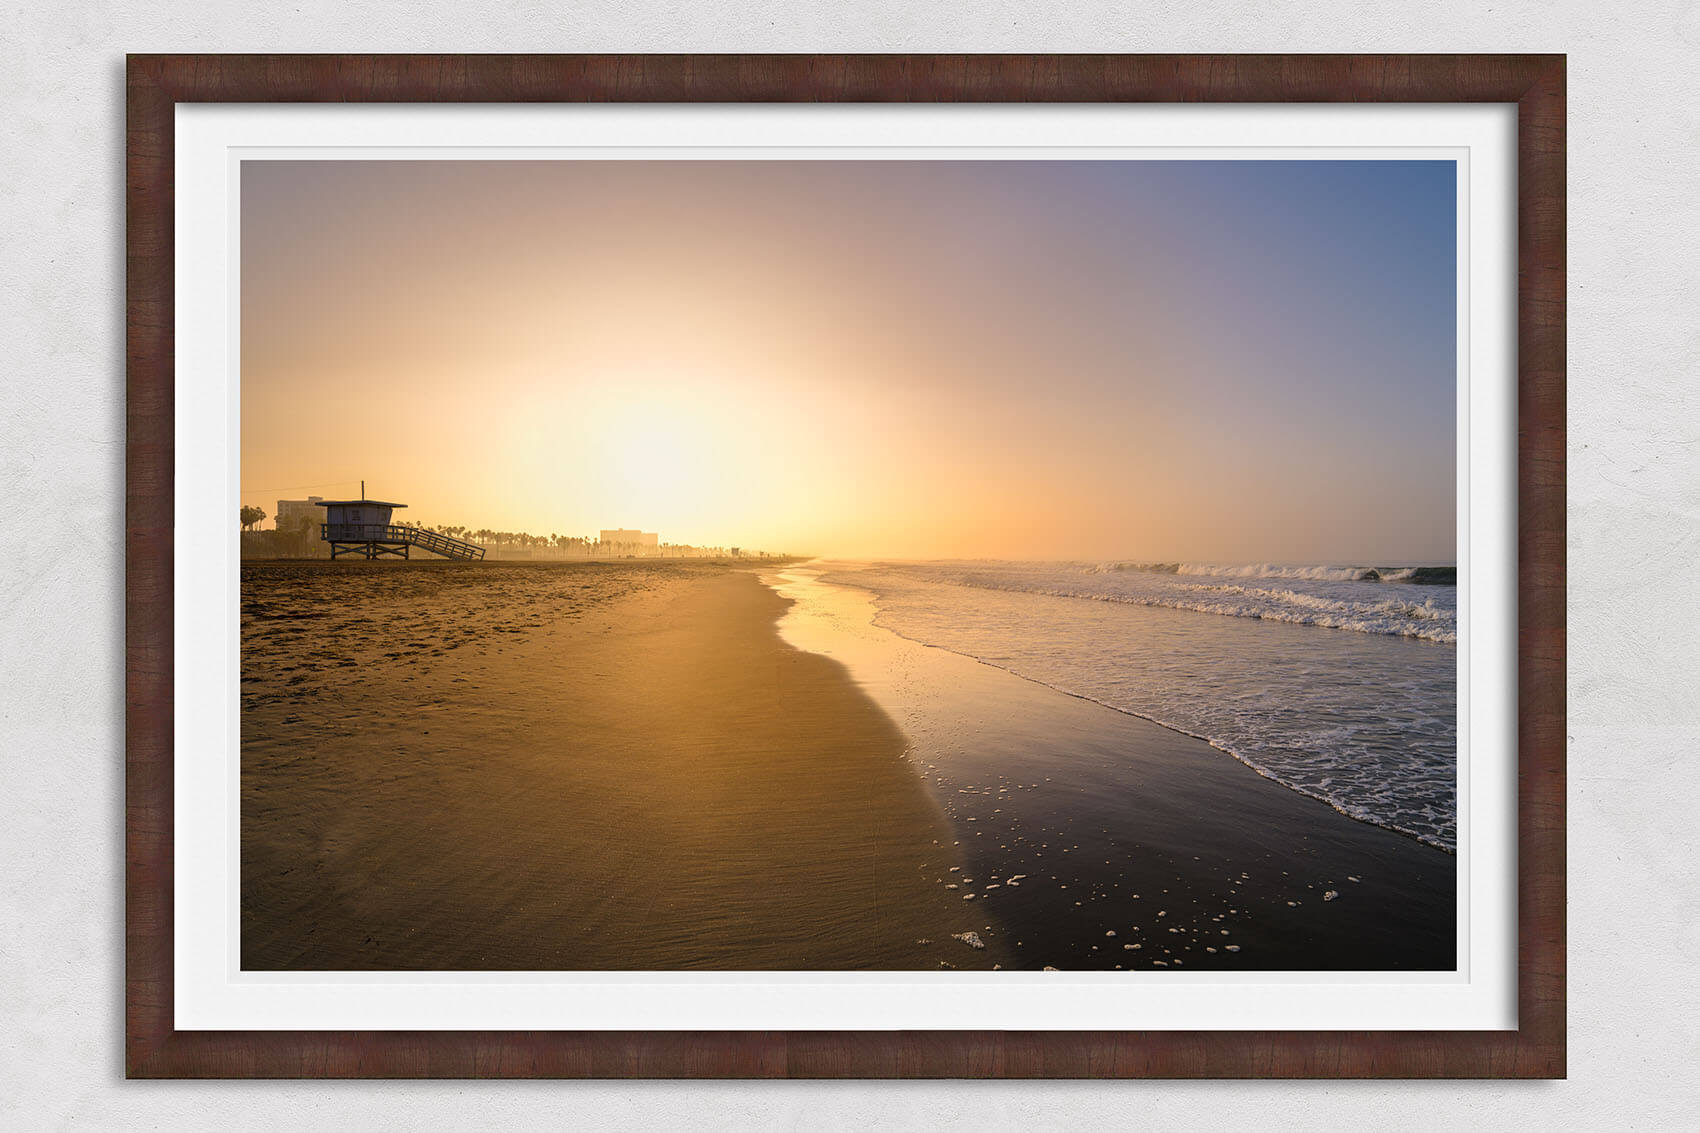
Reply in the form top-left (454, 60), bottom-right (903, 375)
top-left (241, 159), bottom-right (1456, 561)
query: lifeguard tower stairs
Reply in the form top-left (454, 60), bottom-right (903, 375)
top-left (316, 494), bottom-right (486, 561)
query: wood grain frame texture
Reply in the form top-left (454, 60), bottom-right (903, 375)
top-left (126, 53), bottom-right (1565, 1079)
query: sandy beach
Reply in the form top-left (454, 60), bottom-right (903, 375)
top-left (243, 558), bottom-right (1452, 972)
top-left (242, 560), bottom-right (998, 970)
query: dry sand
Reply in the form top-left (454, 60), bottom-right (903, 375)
top-left (241, 561), bottom-right (997, 970)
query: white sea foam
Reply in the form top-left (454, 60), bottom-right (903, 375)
top-left (823, 560), bottom-right (1458, 851)
top-left (906, 561), bottom-right (1457, 642)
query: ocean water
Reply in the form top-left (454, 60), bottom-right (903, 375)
top-left (822, 560), bottom-right (1458, 851)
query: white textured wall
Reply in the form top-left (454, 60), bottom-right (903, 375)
top-left (2, 2), bottom-right (1695, 1127)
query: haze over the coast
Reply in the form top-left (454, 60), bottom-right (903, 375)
top-left (240, 158), bottom-right (1462, 974)
top-left (241, 159), bottom-right (1457, 562)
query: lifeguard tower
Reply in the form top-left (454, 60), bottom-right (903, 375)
top-left (318, 484), bottom-right (486, 561)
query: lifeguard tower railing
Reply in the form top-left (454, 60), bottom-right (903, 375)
top-left (321, 522), bottom-right (487, 561)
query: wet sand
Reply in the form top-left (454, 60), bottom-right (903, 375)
top-left (242, 561), bottom-right (999, 970)
top-left (768, 565), bottom-right (1457, 971)
top-left (244, 558), bottom-right (1454, 973)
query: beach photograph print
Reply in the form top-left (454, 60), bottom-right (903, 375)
top-left (239, 158), bottom-right (1459, 973)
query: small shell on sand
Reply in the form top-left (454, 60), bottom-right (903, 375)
top-left (952, 931), bottom-right (985, 950)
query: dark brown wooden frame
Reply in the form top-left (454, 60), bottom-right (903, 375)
top-left (127, 53), bottom-right (1565, 1079)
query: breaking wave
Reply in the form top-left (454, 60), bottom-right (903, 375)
top-left (912, 561), bottom-right (1458, 643)
top-left (1103, 562), bottom-right (1457, 585)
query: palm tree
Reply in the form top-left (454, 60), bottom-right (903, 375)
top-left (239, 505), bottom-right (265, 531)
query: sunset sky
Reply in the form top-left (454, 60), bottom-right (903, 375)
top-left (240, 159), bottom-right (1456, 562)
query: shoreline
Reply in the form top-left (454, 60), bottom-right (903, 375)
top-left (863, 616), bottom-right (1454, 856)
top-left (809, 561), bottom-right (1458, 852)
top-left (766, 563), bottom-right (1457, 971)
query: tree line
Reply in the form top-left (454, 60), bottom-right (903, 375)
top-left (240, 508), bottom-right (775, 558)
top-left (401, 523), bottom-right (746, 558)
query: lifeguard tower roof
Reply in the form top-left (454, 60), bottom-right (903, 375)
top-left (315, 498), bottom-right (407, 509)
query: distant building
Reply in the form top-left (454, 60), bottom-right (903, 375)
top-left (600, 529), bottom-right (659, 548)
top-left (274, 496), bottom-right (324, 533)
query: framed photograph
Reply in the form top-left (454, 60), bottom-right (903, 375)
top-left (127, 54), bottom-right (1565, 1077)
